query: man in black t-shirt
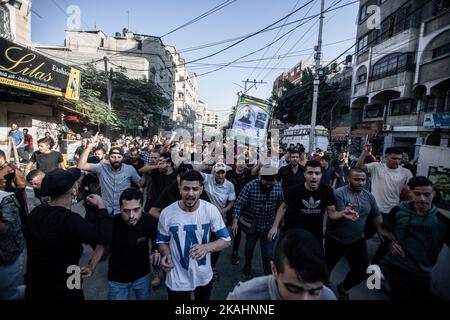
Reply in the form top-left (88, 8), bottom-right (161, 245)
top-left (277, 149), bottom-right (305, 196)
top-left (124, 147), bottom-right (145, 177)
top-left (83, 188), bottom-right (160, 300)
top-left (268, 160), bottom-right (358, 242)
top-left (149, 164), bottom-right (210, 219)
top-left (25, 137), bottom-right (65, 174)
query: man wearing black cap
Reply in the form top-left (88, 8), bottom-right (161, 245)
top-left (25, 168), bottom-right (114, 300)
top-left (78, 133), bottom-right (141, 215)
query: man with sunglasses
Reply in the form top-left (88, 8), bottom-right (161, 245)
top-left (227, 229), bottom-right (336, 300)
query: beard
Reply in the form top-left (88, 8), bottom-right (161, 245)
top-left (110, 161), bottom-right (122, 170)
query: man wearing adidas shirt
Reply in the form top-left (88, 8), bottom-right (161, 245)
top-left (268, 160), bottom-right (358, 242)
top-left (157, 171), bottom-right (231, 300)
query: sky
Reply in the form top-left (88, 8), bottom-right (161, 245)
top-left (31, 0), bottom-right (359, 115)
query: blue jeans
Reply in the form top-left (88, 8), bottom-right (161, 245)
top-left (107, 273), bottom-right (151, 300)
top-left (244, 230), bottom-right (274, 276)
top-left (0, 252), bottom-right (26, 300)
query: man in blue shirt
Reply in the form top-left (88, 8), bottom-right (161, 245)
top-left (8, 123), bottom-right (28, 163)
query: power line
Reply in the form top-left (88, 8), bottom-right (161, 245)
top-left (182, 0), bottom-right (316, 66)
top-left (246, 0), bottom-right (307, 80)
top-left (160, 0), bottom-right (238, 38)
top-left (258, 0), bottom-right (345, 84)
top-left (178, 0), bottom-right (359, 54)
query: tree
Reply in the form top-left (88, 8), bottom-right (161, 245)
top-left (76, 64), bottom-right (170, 131)
top-left (271, 67), bottom-right (338, 126)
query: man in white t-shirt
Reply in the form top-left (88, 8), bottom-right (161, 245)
top-left (199, 162), bottom-right (236, 278)
top-left (356, 143), bottom-right (413, 263)
top-left (157, 170), bottom-right (231, 300)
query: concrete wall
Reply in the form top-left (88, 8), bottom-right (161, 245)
top-left (0, 102), bottom-right (60, 149)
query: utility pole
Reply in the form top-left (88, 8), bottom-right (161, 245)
top-left (242, 79), bottom-right (267, 93)
top-left (104, 56), bottom-right (113, 135)
top-left (309, 0), bottom-right (325, 154)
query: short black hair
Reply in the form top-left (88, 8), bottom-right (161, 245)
top-left (120, 188), bottom-right (143, 207)
top-left (26, 169), bottom-right (45, 182)
top-left (177, 163), bottom-right (193, 176)
top-left (348, 167), bottom-right (367, 177)
top-left (408, 176), bottom-right (433, 190)
top-left (321, 155), bottom-right (331, 162)
top-left (305, 160), bottom-right (321, 171)
top-left (289, 149), bottom-right (300, 156)
top-left (160, 152), bottom-right (174, 167)
top-left (179, 170), bottom-right (203, 186)
top-left (385, 147), bottom-right (403, 155)
top-left (37, 137), bottom-right (52, 146)
top-left (274, 229), bottom-right (328, 283)
top-left (93, 147), bottom-right (106, 154)
top-left (129, 147), bottom-right (139, 154)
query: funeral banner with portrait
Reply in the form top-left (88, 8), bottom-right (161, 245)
top-left (0, 37), bottom-right (80, 100)
top-left (230, 94), bottom-right (273, 146)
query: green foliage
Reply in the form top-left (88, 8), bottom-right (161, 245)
top-left (272, 67), bottom-right (341, 126)
top-left (75, 64), bottom-right (170, 129)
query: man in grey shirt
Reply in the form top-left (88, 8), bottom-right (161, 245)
top-left (78, 135), bottom-right (141, 215)
top-left (325, 168), bottom-right (393, 299)
top-left (227, 229), bottom-right (336, 300)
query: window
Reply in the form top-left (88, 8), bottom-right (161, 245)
top-left (137, 40), bottom-right (143, 50)
top-left (432, 43), bottom-right (450, 58)
top-left (365, 105), bottom-right (384, 118)
top-left (377, 8), bottom-right (409, 44)
top-left (359, 3), bottom-right (368, 22)
top-left (358, 73), bottom-right (367, 82)
top-left (370, 53), bottom-right (414, 80)
top-left (100, 38), bottom-right (104, 47)
top-left (357, 34), bottom-right (368, 54)
top-left (391, 100), bottom-right (415, 116)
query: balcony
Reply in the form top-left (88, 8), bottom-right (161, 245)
top-left (424, 11), bottom-right (450, 37)
top-left (363, 104), bottom-right (384, 122)
top-left (353, 82), bottom-right (367, 97)
top-left (368, 71), bottom-right (414, 94)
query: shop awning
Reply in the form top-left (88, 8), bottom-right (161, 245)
top-left (331, 127), bottom-right (350, 137)
top-left (351, 128), bottom-right (378, 138)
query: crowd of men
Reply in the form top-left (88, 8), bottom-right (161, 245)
top-left (1, 124), bottom-right (449, 301)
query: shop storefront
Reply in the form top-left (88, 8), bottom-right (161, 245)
top-left (0, 36), bottom-right (80, 151)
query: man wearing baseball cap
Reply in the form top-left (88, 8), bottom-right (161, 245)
top-left (25, 168), bottom-right (113, 300)
top-left (231, 163), bottom-right (284, 279)
top-left (198, 161), bottom-right (236, 280)
top-left (78, 134), bottom-right (141, 215)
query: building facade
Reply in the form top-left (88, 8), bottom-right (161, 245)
top-left (0, 0), bottom-right (76, 153)
top-left (351, 0), bottom-right (450, 157)
top-left (36, 28), bottom-right (176, 127)
top-left (166, 46), bottom-right (199, 130)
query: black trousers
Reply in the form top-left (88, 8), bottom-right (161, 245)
top-left (325, 235), bottom-right (369, 291)
top-left (167, 281), bottom-right (213, 300)
top-left (388, 265), bottom-right (432, 300)
top-left (364, 212), bottom-right (389, 264)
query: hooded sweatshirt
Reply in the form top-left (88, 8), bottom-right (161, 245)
top-left (383, 201), bottom-right (450, 276)
top-left (25, 204), bottom-right (113, 300)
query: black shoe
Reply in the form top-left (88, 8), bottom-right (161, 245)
top-left (232, 252), bottom-right (240, 265)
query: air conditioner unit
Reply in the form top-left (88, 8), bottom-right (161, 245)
top-left (383, 124), bottom-right (392, 131)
